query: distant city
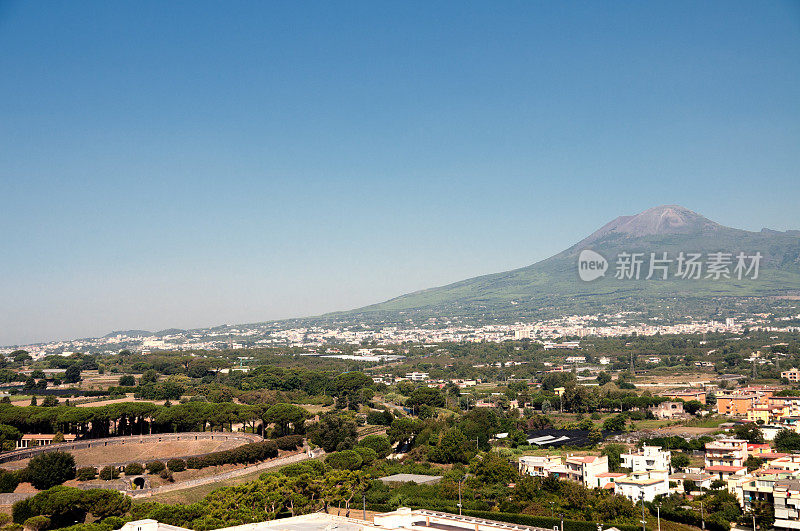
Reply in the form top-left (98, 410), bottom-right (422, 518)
top-left (5, 311), bottom-right (800, 359)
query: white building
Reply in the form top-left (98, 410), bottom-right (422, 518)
top-left (121, 508), bottom-right (591, 531)
top-left (518, 455), bottom-right (568, 477)
top-left (705, 438), bottom-right (748, 468)
top-left (405, 372), bottom-right (429, 381)
top-left (614, 470), bottom-right (670, 501)
top-left (565, 455), bottom-right (609, 488)
top-left (621, 446), bottom-right (671, 473)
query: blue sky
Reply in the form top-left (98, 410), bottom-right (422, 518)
top-left (1, 1), bottom-right (799, 345)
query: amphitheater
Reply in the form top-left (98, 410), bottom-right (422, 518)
top-left (0, 431), bottom-right (263, 469)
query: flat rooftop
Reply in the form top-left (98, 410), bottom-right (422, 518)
top-left (379, 474), bottom-right (442, 485)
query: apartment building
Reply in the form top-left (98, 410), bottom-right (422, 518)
top-left (769, 396), bottom-right (800, 420)
top-left (621, 445), bottom-right (671, 473)
top-left (717, 394), bottom-right (758, 417)
top-left (405, 372), bottom-right (429, 381)
top-left (564, 455), bottom-right (609, 488)
top-left (705, 438), bottom-right (748, 468)
top-left (773, 479), bottom-right (800, 530)
top-left (781, 368), bottom-right (800, 382)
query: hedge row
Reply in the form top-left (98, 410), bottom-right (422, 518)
top-left (275, 435), bottom-right (303, 451)
top-left (186, 440), bottom-right (279, 470)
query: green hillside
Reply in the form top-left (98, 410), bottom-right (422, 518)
top-left (325, 206), bottom-right (800, 324)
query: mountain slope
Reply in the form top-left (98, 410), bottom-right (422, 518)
top-left (328, 205), bottom-right (800, 323)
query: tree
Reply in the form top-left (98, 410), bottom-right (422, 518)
top-left (469, 452), bottom-right (517, 483)
top-left (774, 429), bottom-right (800, 452)
top-left (76, 467), bottom-right (98, 481)
top-left (671, 453), bottom-right (691, 470)
top-left (0, 469), bottom-right (19, 493)
top-left (140, 369), bottom-right (159, 384)
top-left (406, 387), bottom-right (445, 410)
top-left (749, 499), bottom-right (775, 530)
top-left (596, 372), bottom-right (612, 386)
top-left (601, 443), bottom-right (627, 472)
top-left (265, 403), bottom-right (308, 436)
top-left (42, 396), bottom-right (59, 407)
top-left (25, 452), bottom-right (76, 490)
top-left (734, 423), bottom-right (764, 443)
top-left (167, 458), bottom-right (186, 472)
top-left (99, 466), bottom-right (119, 480)
top-left (358, 434), bottom-right (392, 458)
top-left (310, 414), bottom-right (357, 452)
top-left (745, 455), bottom-right (766, 472)
top-left (64, 365), bottom-right (81, 384)
top-left (146, 461), bottom-right (165, 474)
top-left (602, 414), bottom-right (627, 432)
top-left (124, 463), bottom-right (144, 475)
top-left (0, 424), bottom-right (22, 451)
top-left (325, 450), bottom-right (363, 470)
top-left (429, 428), bottom-right (470, 464)
top-left (119, 375), bottom-right (135, 386)
top-left (684, 400), bottom-right (703, 415)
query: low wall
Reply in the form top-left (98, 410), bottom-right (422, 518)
top-left (0, 432), bottom-right (263, 465)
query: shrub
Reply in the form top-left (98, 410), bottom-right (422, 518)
top-left (166, 459), bottom-right (185, 472)
top-left (197, 440), bottom-right (278, 468)
top-left (0, 469), bottom-right (19, 492)
top-left (325, 450), bottom-right (363, 470)
top-left (99, 466), bottom-right (119, 480)
top-left (145, 461), bottom-right (165, 474)
top-left (159, 469), bottom-right (173, 482)
top-left (23, 516), bottom-right (50, 531)
top-left (124, 463), bottom-right (144, 476)
top-left (276, 435), bottom-right (303, 450)
top-left (101, 516), bottom-right (126, 530)
top-left (186, 457), bottom-right (203, 469)
top-left (25, 451), bottom-right (76, 490)
top-left (76, 467), bottom-right (98, 481)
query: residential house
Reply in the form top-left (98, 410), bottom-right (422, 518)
top-left (614, 470), bottom-right (670, 502)
top-left (518, 455), bottom-right (569, 478)
top-left (621, 446), bottom-right (671, 473)
top-left (564, 455), bottom-right (609, 488)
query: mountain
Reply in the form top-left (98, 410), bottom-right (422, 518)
top-left (323, 205), bottom-right (800, 324)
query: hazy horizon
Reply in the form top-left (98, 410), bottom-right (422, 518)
top-left (2, 2), bottom-right (799, 346)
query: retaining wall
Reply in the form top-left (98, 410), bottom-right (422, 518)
top-left (0, 432), bottom-right (263, 464)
